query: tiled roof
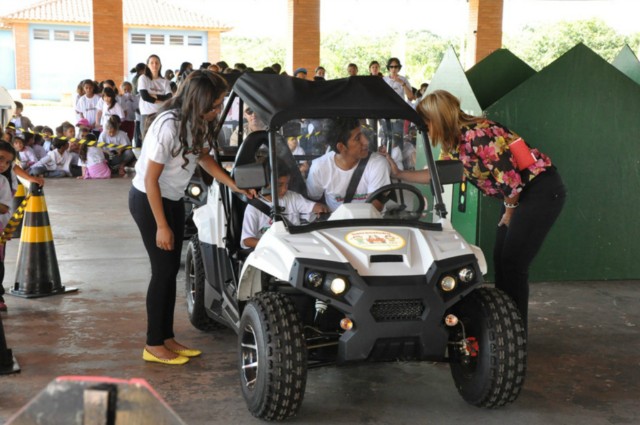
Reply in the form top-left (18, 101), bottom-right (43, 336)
top-left (1, 0), bottom-right (231, 30)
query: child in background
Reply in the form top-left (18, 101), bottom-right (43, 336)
top-left (96, 87), bottom-right (124, 132)
top-left (76, 79), bottom-right (101, 136)
top-left (32, 132), bottom-right (47, 160)
top-left (100, 116), bottom-right (135, 177)
top-left (10, 101), bottom-right (34, 136)
top-left (41, 126), bottom-right (54, 152)
top-left (241, 161), bottom-right (327, 249)
top-left (75, 119), bottom-right (92, 140)
top-left (22, 132), bottom-right (38, 156)
top-left (2, 123), bottom-right (15, 142)
top-left (77, 133), bottom-right (110, 179)
top-left (118, 81), bottom-right (137, 141)
top-left (29, 138), bottom-right (72, 178)
top-left (13, 135), bottom-right (38, 171)
top-left (0, 141), bottom-right (18, 312)
top-left (62, 121), bottom-right (82, 176)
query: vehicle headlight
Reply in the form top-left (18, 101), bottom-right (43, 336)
top-left (440, 275), bottom-right (457, 292)
top-left (306, 271), bottom-right (323, 288)
top-left (188, 184), bottom-right (202, 197)
top-left (458, 267), bottom-right (475, 283)
top-left (329, 277), bottom-right (348, 295)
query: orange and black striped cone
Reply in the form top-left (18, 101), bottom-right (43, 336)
top-left (0, 314), bottom-right (20, 375)
top-left (10, 184), bottom-right (77, 298)
top-left (10, 181), bottom-right (27, 239)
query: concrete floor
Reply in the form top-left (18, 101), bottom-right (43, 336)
top-left (0, 178), bottom-right (639, 424)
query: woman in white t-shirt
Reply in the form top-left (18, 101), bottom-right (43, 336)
top-left (137, 54), bottom-right (172, 138)
top-left (129, 70), bottom-right (255, 365)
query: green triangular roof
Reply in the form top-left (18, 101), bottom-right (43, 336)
top-left (466, 49), bottom-right (536, 110)
top-left (611, 44), bottom-right (640, 85)
top-left (425, 45), bottom-right (482, 115)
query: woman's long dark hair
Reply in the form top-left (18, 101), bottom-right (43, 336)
top-left (144, 54), bottom-right (163, 80)
top-left (157, 70), bottom-right (228, 168)
top-left (102, 87), bottom-right (117, 109)
top-left (78, 133), bottom-right (97, 162)
top-left (0, 141), bottom-right (17, 192)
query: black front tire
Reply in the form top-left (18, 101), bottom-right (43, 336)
top-left (449, 287), bottom-right (527, 408)
top-left (239, 292), bottom-right (307, 421)
top-left (185, 236), bottom-right (222, 331)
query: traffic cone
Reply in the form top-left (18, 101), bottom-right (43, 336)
top-left (9, 184), bottom-right (77, 298)
top-left (0, 313), bottom-right (20, 374)
top-left (11, 181), bottom-right (27, 239)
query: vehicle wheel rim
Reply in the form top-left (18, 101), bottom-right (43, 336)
top-left (240, 324), bottom-right (259, 390)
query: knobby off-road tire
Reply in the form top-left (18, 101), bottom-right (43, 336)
top-left (184, 235), bottom-right (223, 331)
top-left (239, 292), bottom-right (307, 421)
top-left (449, 287), bottom-right (527, 408)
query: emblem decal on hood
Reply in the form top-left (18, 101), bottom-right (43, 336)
top-left (345, 230), bottom-right (406, 251)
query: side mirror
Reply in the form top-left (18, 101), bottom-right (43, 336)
top-left (233, 162), bottom-right (268, 189)
top-left (435, 160), bottom-right (464, 185)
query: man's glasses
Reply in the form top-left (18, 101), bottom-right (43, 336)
top-left (388, 65), bottom-right (401, 69)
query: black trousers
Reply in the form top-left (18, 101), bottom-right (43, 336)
top-left (0, 262), bottom-right (4, 299)
top-left (493, 168), bottom-right (566, 328)
top-left (129, 187), bottom-right (185, 346)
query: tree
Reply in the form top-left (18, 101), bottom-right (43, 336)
top-left (221, 35), bottom-right (286, 71)
top-left (504, 18), bottom-right (640, 70)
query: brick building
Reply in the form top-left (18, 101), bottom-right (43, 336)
top-left (0, 0), bottom-right (231, 100)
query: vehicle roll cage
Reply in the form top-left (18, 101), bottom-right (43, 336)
top-left (211, 77), bottom-right (449, 223)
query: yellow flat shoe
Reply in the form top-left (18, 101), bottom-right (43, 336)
top-left (169, 348), bottom-right (202, 358)
top-left (142, 349), bottom-right (189, 365)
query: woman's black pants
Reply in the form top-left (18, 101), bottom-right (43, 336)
top-left (129, 187), bottom-right (185, 346)
top-left (493, 168), bottom-right (566, 328)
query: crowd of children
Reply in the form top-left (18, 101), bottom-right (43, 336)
top-left (0, 87), bottom-right (138, 311)
top-left (1, 82), bottom-right (138, 181)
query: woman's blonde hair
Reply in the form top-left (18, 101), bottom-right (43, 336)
top-left (416, 90), bottom-right (482, 153)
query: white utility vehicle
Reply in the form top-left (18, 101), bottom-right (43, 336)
top-left (184, 73), bottom-right (527, 421)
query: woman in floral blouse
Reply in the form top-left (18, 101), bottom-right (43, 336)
top-left (389, 90), bottom-right (566, 328)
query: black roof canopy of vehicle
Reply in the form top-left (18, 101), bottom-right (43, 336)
top-left (232, 73), bottom-right (424, 128)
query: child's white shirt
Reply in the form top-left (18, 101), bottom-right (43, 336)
top-left (18, 146), bottom-right (38, 167)
top-left (241, 191), bottom-right (317, 249)
top-left (33, 149), bottom-right (71, 173)
top-left (78, 146), bottom-right (106, 167)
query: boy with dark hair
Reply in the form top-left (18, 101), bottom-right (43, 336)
top-left (10, 101), bottom-right (34, 135)
top-left (306, 117), bottom-right (390, 212)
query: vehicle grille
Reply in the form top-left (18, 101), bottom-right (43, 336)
top-left (370, 299), bottom-right (424, 322)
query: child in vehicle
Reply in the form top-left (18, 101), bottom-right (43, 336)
top-left (241, 161), bottom-right (328, 249)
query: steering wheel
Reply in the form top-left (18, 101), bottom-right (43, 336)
top-left (365, 183), bottom-right (426, 219)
